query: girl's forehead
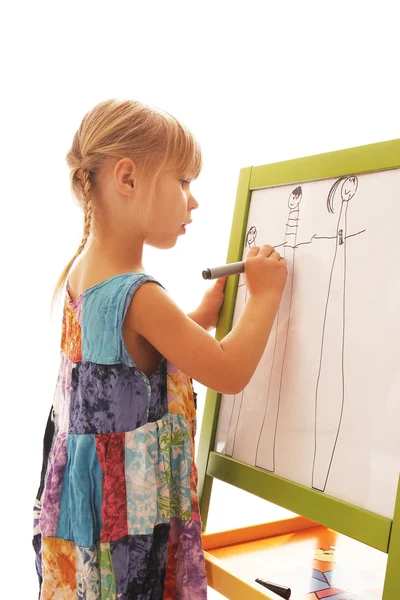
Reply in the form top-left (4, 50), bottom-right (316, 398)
top-left (173, 168), bottom-right (193, 177)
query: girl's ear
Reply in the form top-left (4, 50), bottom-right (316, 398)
top-left (114, 158), bottom-right (137, 196)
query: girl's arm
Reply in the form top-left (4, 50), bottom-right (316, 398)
top-left (187, 276), bottom-right (227, 331)
top-left (125, 281), bottom-right (282, 395)
top-left (187, 309), bottom-right (212, 331)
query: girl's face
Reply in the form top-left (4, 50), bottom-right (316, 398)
top-left (145, 169), bottom-right (199, 249)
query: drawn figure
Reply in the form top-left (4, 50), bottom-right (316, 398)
top-left (246, 225), bottom-right (257, 250)
top-left (312, 176), bottom-right (360, 492)
top-left (254, 186), bottom-right (303, 470)
top-left (224, 225), bottom-right (258, 456)
top-left (225, 188), bottom-right (303, 462)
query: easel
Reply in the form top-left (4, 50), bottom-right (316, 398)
top-left (196, 138), bottom-right (400, 599)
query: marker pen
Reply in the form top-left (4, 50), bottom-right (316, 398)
top-left (255, 578), bottom-right (291, 599)
top-left (202, 260), bottom-right (245, 280)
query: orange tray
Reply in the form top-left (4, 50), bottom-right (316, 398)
top-left (202, 516), bottom-right (387, 599)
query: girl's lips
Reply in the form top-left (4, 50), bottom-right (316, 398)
top-left (180, 220), bottom-right (192, 233)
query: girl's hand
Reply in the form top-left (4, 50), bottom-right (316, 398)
top-left (189, 276), bottom-right (228, 331)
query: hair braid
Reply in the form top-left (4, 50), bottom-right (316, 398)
top-left (50, 165), bottom-right (93, 314)
top-left (75, 168), bottom-right (93, 258)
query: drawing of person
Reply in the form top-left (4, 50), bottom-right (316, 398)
top-left (225, 187), bottom-right (303, 462)
top-left (224, 224), bottom-right (258, 456)
top-left (254, 186), bottom-right (303, 470)
top-left (312, 176), bottom-right (360, 492)
top-left (246, 225), bottom-right (257, 249)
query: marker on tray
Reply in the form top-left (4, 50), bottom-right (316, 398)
top-left (255, 578), bottom-right (291, 599)
top-left (202, 260), bottom-right (245, 280)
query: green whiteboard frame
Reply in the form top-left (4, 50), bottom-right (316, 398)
top-left (196, 137), bottom-right (400, 599)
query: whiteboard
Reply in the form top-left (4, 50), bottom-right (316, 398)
top-left (214, 169), bottom-right (400, 519)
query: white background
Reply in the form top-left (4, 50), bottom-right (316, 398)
top-left (1, 0), bottom-right (399, 597)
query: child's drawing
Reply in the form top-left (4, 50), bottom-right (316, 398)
top-left (254, 186), bottom-right (303, 471)
top-left (225, 187), bottom-right (302, 461)
top-left (312, 176), bottom-right (362, 491)
top-left (246, 225), bottom-right (257, 250)
top-left (224, 225), bottom-right (258, 456)
top-left (224, 178), bottom-right (366, 493)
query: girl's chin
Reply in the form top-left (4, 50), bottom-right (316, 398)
top-left (145, 234), bottom-right (180, 249)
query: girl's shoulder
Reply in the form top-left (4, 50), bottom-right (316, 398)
top-left (66, 270), bottom-right (166, 305)
top-left (63, 271), bottom-right (166, 366)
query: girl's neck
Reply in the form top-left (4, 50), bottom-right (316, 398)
top-left (73, 240), bottom-right (145, 280)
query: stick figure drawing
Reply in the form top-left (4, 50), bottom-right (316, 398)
top-left (312, 176), bottom-right (361, 492)
top-left (225, 187), bottom-right (302, 463)
top-left (224, 225), bottom-right (258, 457)
top-left (223, 177), bottom-right (366, 493)
top-left (254, 186), bottom-right (303, 471)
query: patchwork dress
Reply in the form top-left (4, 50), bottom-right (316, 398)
top-left (32, 272), bottom-right (208, 600)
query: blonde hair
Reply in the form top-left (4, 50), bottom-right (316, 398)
top-left (51, 98), bottom-right (203, 313)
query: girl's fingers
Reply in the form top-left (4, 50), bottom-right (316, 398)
top-left (247, 245), bottom-right (260, 256)
top-left (269, 251), bottom-right (282, 261)
top-left (217, 276), bottom-right (228, 285)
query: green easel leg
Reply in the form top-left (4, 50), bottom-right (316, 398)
top-left (383, 475), bottom-right (400, 599)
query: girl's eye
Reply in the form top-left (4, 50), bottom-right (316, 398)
top-left (181, 179), bottom-right (189, 187)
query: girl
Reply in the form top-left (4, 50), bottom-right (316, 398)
top-left (32, 98), bottom-right (288, 600)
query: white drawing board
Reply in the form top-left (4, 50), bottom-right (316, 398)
top-left (214, 168), bottom-right (400, 519)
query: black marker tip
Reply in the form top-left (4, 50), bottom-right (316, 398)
top-left (255, 578), bottom-right (291, 599)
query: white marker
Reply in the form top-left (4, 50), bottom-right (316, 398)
top-left (202, 261), bottom-right (245, 280)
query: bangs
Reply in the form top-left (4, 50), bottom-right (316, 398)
top-left (162, 118), bottom-right (203, 180)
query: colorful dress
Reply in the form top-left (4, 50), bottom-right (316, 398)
top-left (32, 272), bottom-right (208, 600)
